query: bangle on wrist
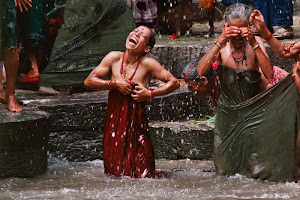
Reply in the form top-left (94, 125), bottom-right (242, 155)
top-left (107, 80), bottom-right (116, 90)
top-left (252, 43), bottom-right (259, 50)
top-left (112, 80), bottom-right (116, 89)
top-left (264, 33), bottom-right (273, 41)
top-left (292, 72), bottom-right (299, 79)
top-left (150, 89), bottom-right (155, 100)
top-left (214, 41), bottom-right (222, 48)
top-left (107, 80), bottom-right (112, 90)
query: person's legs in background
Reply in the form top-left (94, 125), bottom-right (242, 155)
top-left (1, 0), bottom-right (23, 112)
top-left (17, 0), bottom-right (50, 87)
top-left (269, 0), bottom-right (294, 39)
top-left (254, 0), bottom-right (293, 39)
top-left (208, 5), bottom-right (215, 36)
top-left (125, 0), bottom-right (158, 33)
top-left (0, 61), bottom-right (5, 101)
top-left (4, 47), bottom-right (22, 112)
top-left (253, 0), bottom-right (270, 30)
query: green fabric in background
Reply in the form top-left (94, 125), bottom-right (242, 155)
top-left (17, 0), bottom-right (50, 48)
top-left (214, 73), bottom-right (299, 182)
top-left (0, 0), bottom-right (2, 61)
top-left (0, 0), bottom-right (18, 61)
top-left (41, 0), bottom-right (135, 87)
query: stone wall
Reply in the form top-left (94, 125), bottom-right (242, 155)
top-left (24, 89), bottom-right (215, 162)
top-left (150, 121), bottom-right (214, 160)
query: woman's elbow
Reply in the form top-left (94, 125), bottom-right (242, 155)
top-left (174, 79), bottom-right (180, 89)
top-left (265, 68), bottom-right (274, 79)
top-left (84, 78), bottom-right (91, 88)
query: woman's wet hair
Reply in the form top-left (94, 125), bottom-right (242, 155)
top-left (223, 3), bottom-right (253, 24)
top-left (148, 29), bottom-right (156, 50)
top-left (142, 28), bottom-right (156, 56)
top-left (182, 57), bottom-right (217, 81)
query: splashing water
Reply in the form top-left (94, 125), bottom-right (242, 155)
top-left (0, 157), bottom-right (299, 200)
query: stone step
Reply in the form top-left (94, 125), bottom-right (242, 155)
top-left (0, 105), bottom-right (50, 177)
top-left (45, 120), bottom-right (215, 162)
top-left (150, 121), bottom-right (214, 161)
top-left (17, 85), bottom-right (214, 162)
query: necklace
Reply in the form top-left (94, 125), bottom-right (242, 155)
top-left (230, 45), bottom-right (245, 61)
top-left (120, 52), bottom-right (141, 81)
top-left (230, 41), bottom-right (247, 66)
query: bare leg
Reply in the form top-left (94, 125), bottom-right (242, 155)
top-left (0, 62), bottom-right (6, 101)
top-left (4, 47), bottom-right (22, 112)
top-left (26, 50), bottom-right (40, 78)
top-left (208, 8), bottom-right (215, 36)
top-left (0, 70), bottom-right (6, 101)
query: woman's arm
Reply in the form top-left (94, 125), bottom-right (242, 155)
top-left (254, 36), bottom-right (274, 78)
top-left (250, 9), bottom-right (300, 59)
top-left (197, 23), bottom-right (240, 75)
top-left (84, 51), bottom-right (134, 95)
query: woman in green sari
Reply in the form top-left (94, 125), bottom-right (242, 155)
top-left (194, 3), bottom-right (299, 182)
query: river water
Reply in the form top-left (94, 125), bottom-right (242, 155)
top-left (0, 156), bottom-right (299, 200)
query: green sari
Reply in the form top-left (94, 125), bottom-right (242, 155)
top-left (0, 0), bottom-right (18, 61)
top-left (40, 0), bottom-right (135, 87)
top-left (214, 72), bottom-right (299, 182)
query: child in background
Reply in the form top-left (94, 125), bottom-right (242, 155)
top-left (199, 0), bottom-right (216, 37)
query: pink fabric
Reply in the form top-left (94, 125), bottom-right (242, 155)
top-left (269, 66), bottom-right (289, 85)
top-left (212, 61), bottom-right (218, 70)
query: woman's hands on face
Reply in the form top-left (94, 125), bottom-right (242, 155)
top-left (240, 26), bottom-right (257, 46)
top-left (219, 23), bottom-right (241, 44)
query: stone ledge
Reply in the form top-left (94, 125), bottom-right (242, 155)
top-left (150, 121), bottom-right (214, 161)
top-left (47, 120), bottom-right (215, 162)
top-left (17, 86), bottom-right (215, 162)
top-left (0, 105), bottom-right (50, 177)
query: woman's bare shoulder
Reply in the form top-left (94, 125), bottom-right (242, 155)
top-left (105, 51), bottom-right (122, 60)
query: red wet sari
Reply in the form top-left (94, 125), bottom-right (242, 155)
top-left (103, 89), bottom-right (156, 178)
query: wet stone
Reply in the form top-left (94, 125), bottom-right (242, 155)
top-left (19, 87), bottom-right (214, 162)
top-left (0, 105), bottom-right (50, 177)
top-left (150, 121), bottom-right (214, 160)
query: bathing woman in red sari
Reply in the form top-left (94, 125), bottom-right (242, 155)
top-left (84, 26), bottom-right (180, 178)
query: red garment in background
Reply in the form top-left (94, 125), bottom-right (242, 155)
top-left (103, 89), bottom-right (156, 178)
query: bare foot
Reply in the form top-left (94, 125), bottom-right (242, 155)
top-left (27, 68), bottom-right (40, 79)
top-left (7, 94), bottom-right (22, 112)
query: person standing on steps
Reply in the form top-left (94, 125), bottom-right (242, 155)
top-left (0, 0), bottom-right (33, 112)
